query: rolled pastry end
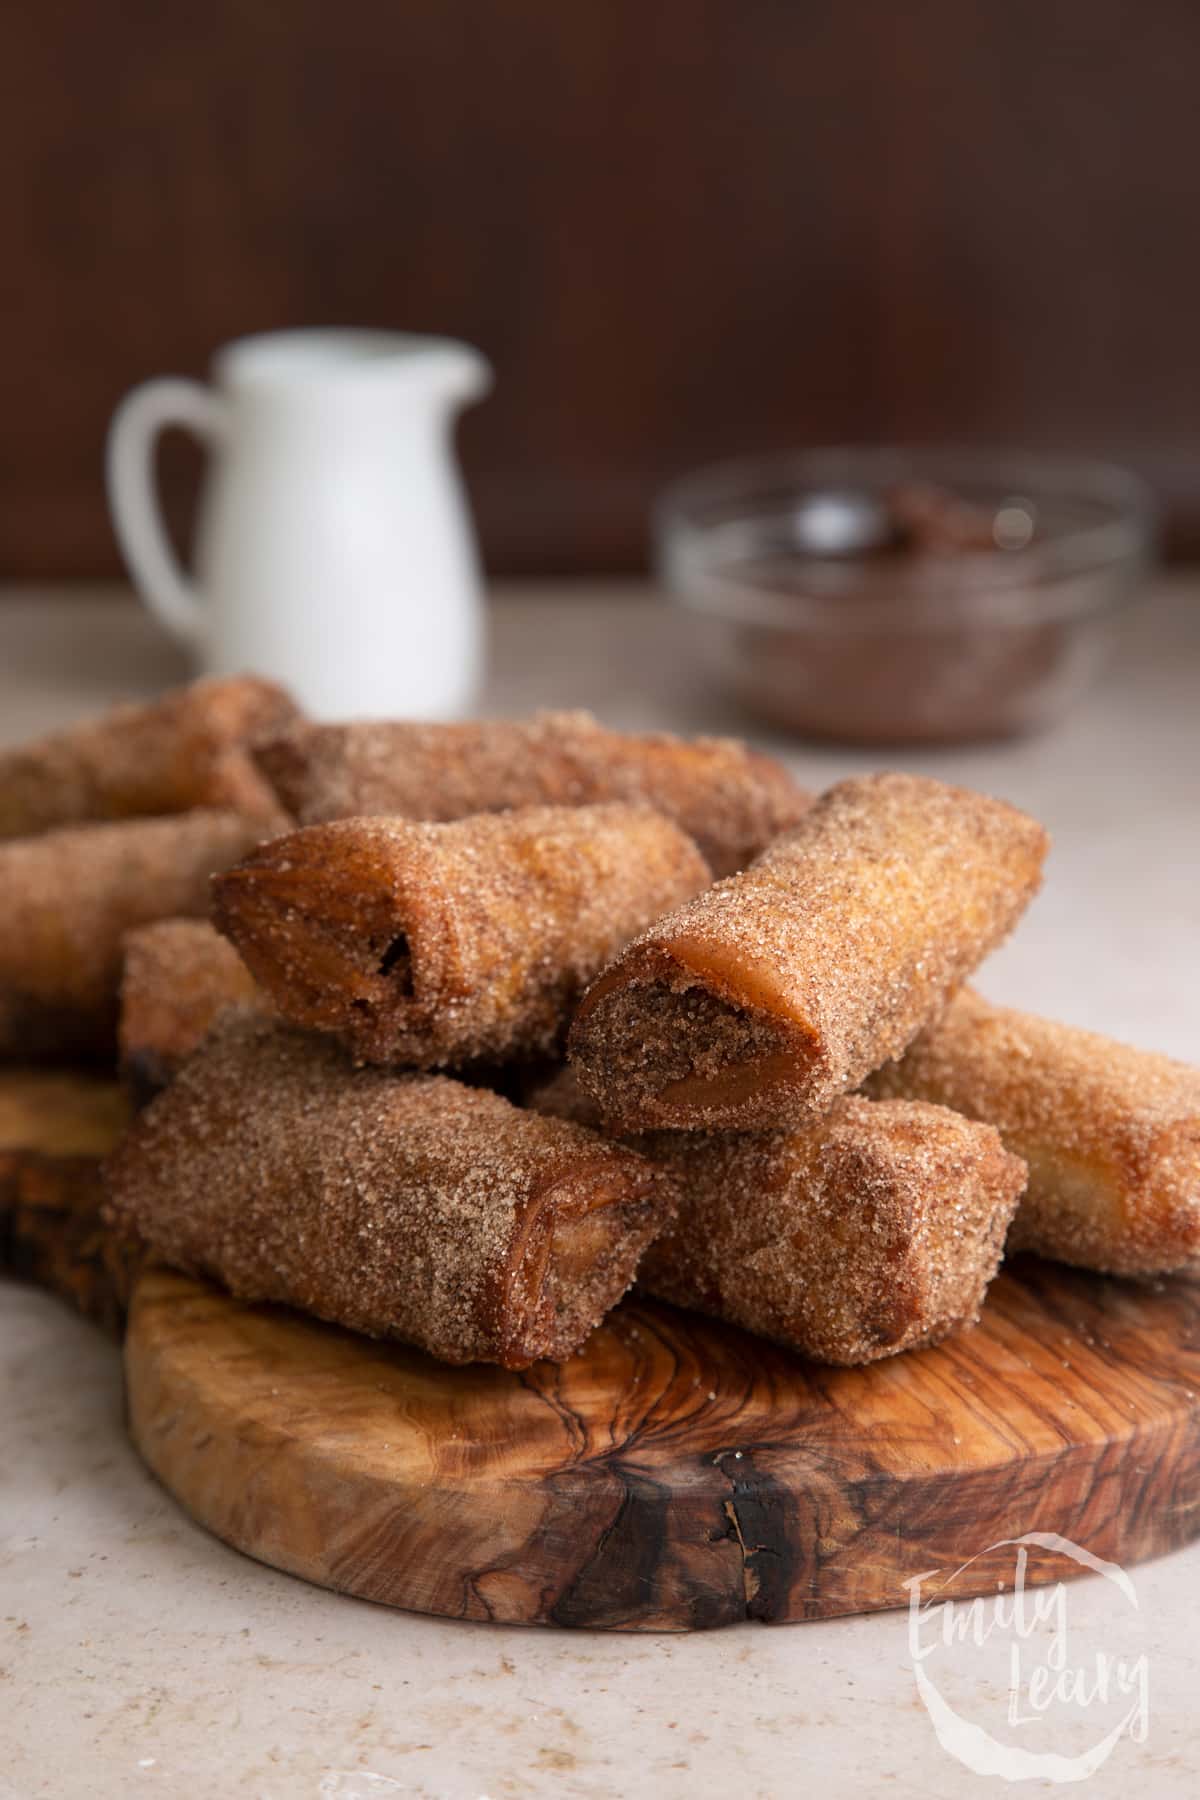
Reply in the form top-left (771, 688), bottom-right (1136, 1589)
top-left (638, 1097), bottom-right (1028, 1365)
top-left (867, 990), bottom-right (1200, 1277)
top-left (494, 1159), bottom-right (676, 1368)
top-left (214, 806), bottom-right (712, 1069)
top-left (211, 825), bottom-right (417, 1051)
top-left (1004, 1118), bottom-right (1200, 1275)
top-left (105, 1016), bottom-right (678, 1370)
top-left (569, 944), bottom-right (824, 1131)
top-left (568, 773), bottom-right (1047, 1132)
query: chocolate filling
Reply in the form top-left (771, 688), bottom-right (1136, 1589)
top-left (377, 933), bottom-right (414, 994)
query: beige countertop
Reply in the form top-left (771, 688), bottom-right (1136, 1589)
top-left (2, 581), bottom-right (1199, 1798)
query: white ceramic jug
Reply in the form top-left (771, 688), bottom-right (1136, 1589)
top-left (107, 329), bottom-right (492, 718)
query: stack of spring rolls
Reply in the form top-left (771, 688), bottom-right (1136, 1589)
top-left (106, 713), bottom-right (812, 1368)
top-left (0, 675), bottom-right (300, 1318)
top-left (6, 682), bottom-right (1198, 1373)
top-left (0, 676), bottom-right (301, 1059)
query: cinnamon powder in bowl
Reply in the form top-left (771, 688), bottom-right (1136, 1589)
top-left (656, 450), bottom-right (1154, 745)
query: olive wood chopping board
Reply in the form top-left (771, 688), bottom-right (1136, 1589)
top-left (124, 1260), bottom-right (1200, 1632)
top-left (5, 1068), bottom-right (1200, 1633)
top-left (0, 1068), bottom-right (133, 1335)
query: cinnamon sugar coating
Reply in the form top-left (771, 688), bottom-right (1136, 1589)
top-left (867, 989), bottom-right (1200, 1275)
top-left (0, 676), bottom-right (299, 839)
top-left (634, 1097), bottom-right (1026, 1363)
top-left (253, 710), bottom-right (810, 877)
top-left (0, 812), bottom-right (268, 1060)
top-left (104, 1016), bottom-right (679, 1369)
top-left (119, 919), bottom-right (267, 1101)
top-left (526, 1067), bottom-right (1025, 1363)
top-left (213, 804), bottom-right (711, 1068)
top-left (569, 773), bottom-right (1048, 1131)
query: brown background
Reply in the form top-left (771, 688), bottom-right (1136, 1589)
top-left (5, 0), bottom-right (1200, 578)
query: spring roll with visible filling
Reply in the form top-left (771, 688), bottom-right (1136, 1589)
top-left (0, 675), bottom-right (299, 840)
top-left (104, 1016), bottom-right (679, 1368)
top-left (866, 989), bottom-right (1200, 1275)
top-left (119, 919), bottom-right (268, 1101)
top-left (569, 773), bottom-right (1048, 1132)
top-left (0, 812), bottom-right (268, 1059)
top-left (253, 711), bottom-right (810, 877)
top-left (528, 1068), bottom-right (1026, 1363)
top-left (212, 804), bottom-right (711, 1067)
top-left (636, 1099), bottom-right (1025, 1363)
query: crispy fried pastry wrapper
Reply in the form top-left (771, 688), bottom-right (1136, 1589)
top-left (119, 918), bottom-right (267, 1102)
top-left (0, 676), bottom-right (299, 840)
top-left (253, 710), bottom-right (810, 877)
top-left (104, 1016), bottom-right (679, 1369)
top-left (867, 989), bottom-right (1200, 1276)
top-left (568, 773), bottom-right (1048, 1131)
top-left (0, 812), bottom-right (269, 1059)
top-left (526, 1068), bottom-right (1026, 1363)
top-left (0, 1071), bottom-right (136, 1337)
top-left (212, 804), bottom-right (712, 1067)
top-left (635, 1098), bottom-right (1026, 1363)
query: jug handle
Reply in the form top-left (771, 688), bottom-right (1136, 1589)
top-left (106, 378), bottom-right (228, 651)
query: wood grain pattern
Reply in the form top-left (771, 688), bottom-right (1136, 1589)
top-left (0, 1069), bottom-right (134, 1335)
top-left (127, 1262), bottom-right (1200, 1631)
top-left (6, 1), bottom-right (1200, 577)
top-left (7, 1067), bottom-right (1198, 1632)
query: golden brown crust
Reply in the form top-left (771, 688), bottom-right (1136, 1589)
top-left (212, 804), bottom-right (711, 1067)
top-left (104, 1015), bottom-right (678, 1369)
top-left (0, 676), bottom-right (300, 839)
top-left (0, 812), bottom-right (270, 1060)
top-left (635, 1098), bottom-right (1025, 1364)
top-left (253, 710), bottom-right (810, 877)
top-left (569, 773), bottom-right (1048, 1131)
top-left (526, 1069), bottom-right (1026, 1364)
top-left (867, 989), bottom-right (1200, 1275)
top-left (119, 919), bottom-right (267, 1101)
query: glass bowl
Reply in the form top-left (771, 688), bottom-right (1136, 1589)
top-left (655, 448), bottom-right (1155, 744)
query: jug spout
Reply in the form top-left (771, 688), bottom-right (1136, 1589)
top-left (212, 329), bottom-right (491, 416)
top-left (416, 340), bottom-right (492, 411)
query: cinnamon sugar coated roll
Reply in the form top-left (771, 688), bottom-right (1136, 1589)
top-left (867, 989), bottom-right (1200, 1275)
top-left (253, 710), bottom-right (810, 876)
top-left (213, 804), bottom-right (711, 1067)
top-left (635, 1097), bottom-right (1026, 1364)
top-left (0, 812), bottom-right (269, 1059)
top-left (569, 773), bottom-right (1048, 1131)
top-left (0, 675), bottom-right (299, 839)
top-left (119, 919), bottom-right (267, 1100)
top-left (525, 1067), bottom-right (1026, 1364)
top-left (104, 1016), bottom-right (679, 1368)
